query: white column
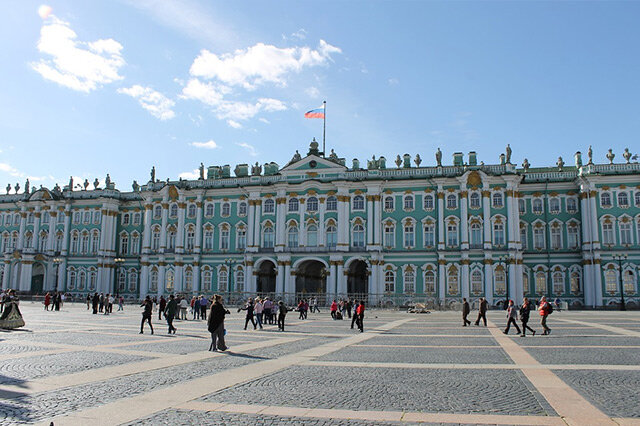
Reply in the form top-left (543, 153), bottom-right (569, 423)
top-left (337, 190), bottom-right (349, 251)
top-left (506, 190), bottom-right (516, 250)
top-left (254, 200), bottom-right (262, 250)
top-left (193, 262), bottom-right (200, 294)
top-left (366, 195), bottom-right (374, 246)
top-left (298, 199), bottom-right (305, 247)
top-left (140, 261), bottom-right (149, 298)
top-left (277, 261), bottom-right (285, 294)
top-left (329, 261), bottom-right (337, 298)
top-left (247, 199), bottom-right (256, 248)
top-left (374, 195), bottom-right (382, 246)
top-left (142, 202), bottom-right (152, 254)
top-left (318, 198), bottom-right (326, 247)
top-left (284, 262), bottom-right (292, 294)
top-left (484, 260), bottom-right (494, 305)
top-left (275, 192), bottom-right (286, 251)
top-left (159, 200), bottom-right (168, 252)
top-left (437, 191), bottom-right (445, 250)
top-left (46, 210), bottom-right (56, 252)
top-left (461, 259), bottom-right (470, 299)
top-left (460, 192), bottom-right (469, 250)
top-left (17, 209), bottom-right (26, 249)
top-left (508, 261), bottom-right (517, 302)
top-left (336, 261), bottom-right (345, 295)
top-left (482, 190), bottom-right (492, 249)
top-left (158, 263), bottom-right (166, 296)
top-left (2, 261), bottom-right (11, 290)
top-left (33, 208), bottom-right (41, 250)
top-left (61, 207), bottom-right (71, 255)
top-left (57, 259), bottom-right (66, 291)
top-left (246, 260), bottom-right (254, 293)
top-left (19, 261), bottom-right (32, 291)
top-left (438, 261), bottom-right (446, 302)
top-left (176, 198), bottom-right (186, 253)
top-left (195, 197), bottom-right (203, 254)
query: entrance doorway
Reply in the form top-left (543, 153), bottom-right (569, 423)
top-left (295, 260), bottom-right (326, 294)
top-left (256, 260), bottom-right (276, 293)
top-left (31, 263), bottom-right (45, 294)
top-left (347, 260), bottom-right (368, 296)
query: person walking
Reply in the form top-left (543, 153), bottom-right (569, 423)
top-left (139, 296), bottom-right (154, 334)
top-left (179, 297), bottom-right (189, 320)
top-left (200, 296), bottom-right (208, 320)
top-left (297, 300), bottom-right (305, 320)
top-left (158, 296), bottom-right (166, 321)
top-left (310, 297), bottom-right (319, 313)
top-left (208, 294), bottom-right (230, 351)
top-left (519, 298), bottom-right (536, 337)
top-left (239, 298), bottom-right (256, 330)
top-left (350, 300), bottom-right (360, 329)
top-left (191, 297), bottom-right (198, 320)
top-left (462, 298), bottom-right (471, 326)
top-left (54, 292), bottom-right (61, 311)
top-left (164, 295), bottom-right (178, 334)
top-left (99, 293), bottom-right (105, 313)
top-left (330, 300), bottom-right (338, 320)
top-left (86, 294), bottom-right (91, 310)
top-left (263, 298), bottom-right (272, 324)
top-left (92, 292), bottom-right (99, 315)
top-left (503, 300), bottom-right (521, 335)
top-left (538, 296), bottom-right (552, 335)
top-left (44, 293), bottom-right (51, 311)
top-left (254, 298), bottom-right (264, 329)
top-left (118, 295), bottom-right (124, 311)
top-left (474, 297), bottom-right (488, 326)
top-left (355, 300), bottom-right (365, 332)
top-left (103, 294), bottom-right (110, 315)
top-left (277, 301), bottom-right (288, 331)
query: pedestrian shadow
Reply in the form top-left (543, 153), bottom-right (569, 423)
top-left (0, 374), bottom-right (35, 423)
top-left (221, 352), bottom-right (269, 360)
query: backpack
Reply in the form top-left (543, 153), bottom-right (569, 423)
top-left (546, 303), bottom-right (553, 315)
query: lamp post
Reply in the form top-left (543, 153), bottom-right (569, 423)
top-left (113, 257), bottom-right (125, 295)
top-left (223, 257), bottom-right (234, 295)
top-left (52, 257), bottom-right (63, 292)
top-left (498, 255), bottom-right (510, 309)
top-left (613, 254), bottom-right (627, 311)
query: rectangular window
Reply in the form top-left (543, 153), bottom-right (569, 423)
top-left (534, 227), bottom-right (545, 249)
top-left (447, 224), bottom-right (458, 247)
top-left (384, 225), bottom-right (395, 248)
top-left (551, 227), bottom-right (562, 249)
top-left (620, 222), bottom-right (632, 245)
top-left (423, 225), bottom-right (435, 247)
top-left (520, 227), bottom-right (527, 249)
top-left (403, 224), bottom-right (414, 248)
top-left (567, 226), bottom-right (579, 249)
top-left (602, 222), bottom-right (614, 245)
top-left (220, 229), bottom-right (229, 250)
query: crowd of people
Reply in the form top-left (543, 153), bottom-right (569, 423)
top-left (461, 296), bottom-right (553, 336)
top-left (87, 293), bottom-right (125, 315)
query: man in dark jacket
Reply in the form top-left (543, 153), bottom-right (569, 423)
top-left (92, 293), bottom-right (99, 314)
top-left (164, 295), bottom-right (178, 334)
top-left (158, 296), bottom-right (166, 320)
top-left (474, 297), bottom-right (488, 326)
top-left (140, 296), bottom-right (154, 334)
top-left (462, 298), bottom-right (471, 326)
top-left (239, 298), bottom-right (256, 330)
top-left (208, 295), bottom-right (230, 351)
top-left (277, 301), bottom-right (288, 331)
top-left (519, 297), bottom-right (536, 337)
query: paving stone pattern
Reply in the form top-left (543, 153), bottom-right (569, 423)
top-left (317, 346), bottom-right (513, 364)
top-left (201, 365), bottom-right (552, 416)
top-left (363, 336), bottom-right (499, 347)
top-left (524, 347), bottom-right (640, 365)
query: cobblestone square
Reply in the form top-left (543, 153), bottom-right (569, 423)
top-left (1, 303), bottom-right (639, 425)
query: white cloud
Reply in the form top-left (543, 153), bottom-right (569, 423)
top-left (180, 78), bottom-right (228, 106)
top-left (0, 162), bottom-right (24, 178)
top-left (291, 28), bottom-right (307, 40)
top-left (179, 169), bottom-right (200, 180)
top-left (236, 142), bottom-right (258, 157)
top-left (190, 140), bottom-right (219, 149)
top-left (305, 86), bottom-right (320, 98)
top-left (38, 5), bottom-right (53, 20)
top-left (117, 85), bottom-right (175, 120)
top-left (204, 98), bottom-right (287, 122)
top-left (388, 78), bottom-right (399, 86)
top-left (31, 16), bottom-right (125, 92)
top-left (227, 120), bottom-right (242, 129)
top-left (259, 118), bottom-right (270, 124)
top-left (189, 40), bottom-right (341, 90)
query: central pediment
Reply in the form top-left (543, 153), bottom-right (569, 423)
top-left (280, 154), bottom-right (347, 174)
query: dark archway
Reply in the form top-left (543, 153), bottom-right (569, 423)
top-left (347, 260), bottom-right (368, 295)
top-left (31, 263), bottom-right (45, 294)
top-left (256, 260), bottom-right (276, 293)
top-left (295, 260), bottom-right (326, 294)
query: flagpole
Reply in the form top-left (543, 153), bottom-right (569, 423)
top-left (322, 100), bottom-right (326, 157)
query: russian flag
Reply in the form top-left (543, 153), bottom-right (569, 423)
top-left (304, 105), bottom-right (325, 119)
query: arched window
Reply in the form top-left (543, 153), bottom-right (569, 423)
top-left (601, 192), bottom-right (612, 208)
top-left (403, 268), bottom-right (415, 294)
top-left (518, 198), bottom-right (525, 214)
top-left (551, 225), bottom-right (562, 249)
top-left (220, 226), bottom-right (230, 250)
top-left (306, 197), bottom-right (318, 212)
top-left (446, 194), bottom-right (457, 209)
top-left (129, 270), bottom-right (138, 292)
top-left (493, 222), bottom-right (505, 246)
top-left (384, 196), bottom-right (394, 211)
top-left (288, 198), bottom-right (299, 212)
top-left (566, 198), bottom-right (577, 213)
top-left (535, 272), bottom-right (547, 295)
top-left (326, 196), bottom-right (337, 211)
top-left (532, 199), bottom-right (543, 214)
top-left (81, 232), bottom-right (90, 254)
top-left (424, 270), bottom-right (436, 294)
top-left (352, 224), bottom-right (365, 248)
top-left (403, 195), bottom-right (414, 211)
top-left (623, 270), bottom-right (635, 294)
top-left (118, 269), bottom-right (126, 291)
top-left (67, 269), bottom-right (77, 290)
top-left (447, 266), bottom-right (459, 295)
top-left (122, 212), bottom-right (131, 225)
top-left (185, 226), bottom-right (195, 252)
top-left (165, 269), bottom-right (175, 292)
top-left (423, 223), bottom-right (435, 247)
top-left (169, 203), bottom-right (178, 218)
top-left (403, 222), bottom-right (415, 248)
top-left (570, 271), bottom-right (581, 294)
top-left (470, 193), bottom-right (480, 209)
top-left (78, 270), bottom-right (86, 291)
top-left (236, 268), bottom-right (245, 292)
top-left (88, 269), bottom-right (97, 291)
top-left (384, 223), bottom-right (395, 248)
top-left (549, 198), bottom-right (560, 213)
top-left (91, 230), bottom-right (100, 254)
top-left (70, 231), bottom-right (79, 254)
top-left (153, 205), bottom-right (162, 219)
top-left (24, 232), bottom-right (33, 249)
top-left (218, 268), bottom-right (228, 292)
top-left (221, 202), bottom-right (230, 217)
top-left (133, 212), bottom-right (141, 226)
top-left (263, 226), bottom-right (274, 248)
top-left (534, 226), bottom-right (545, 249)
top-left (263, 199), bottom-right (275, 213)
top-left (187, 203), bottom-right (197, 218)
top-left (205, 203), bottom-right (214, 217)
top-left (326, 225), bottom-right (337, 248)
top-left (39, 231), bottom-right (48, 252)
top-left (26, 212), bottom-right (34, 225)
top-left (120, 233), bottom-right (129, 255)
top-left (167, 227), bottom-right (177, 250)
top-left (620, 221), bottom-right (632, 245)
top-left (567, 223), bottom-right (579, 249)
top-left (55, 232), bottom-right (63, 252)
top-left (602, 220), bottom-right (614, 245)
top-left (184, 268), bottom-right (193, 292)
top-left (470, 222), bottom-right (482, 248)
top-left (353, 195), bottom-right (365, 211)
top-left (446, 223), bottom-right (458, 247)
top-left (492, 193), bottom-right (503, 208)
top-left (202, 267), bottom-right (212, 291)
top-left (523, 271), bottom-right (530, 294)
top-left (384, 270), bottom-right (395, 292)
top-left (287, 225), bottom-right (299, 248)
top-left (307, 224), bottom-right (318, 247)
top-left (203, 227), bottom-right (214, 251)
top-left (635, 191), bottom-right (640, 207)
top-left (618, 192), bottom-right (629, 207)
top-left (471, 270), bottom-right (483, 295)
top-left (423, 194), bottom-right (434, 210)
top-left (151, 226), bottom-right (161, 251)
top-left (149, 269), bottom-right (158, 292)
top-left (494, 267), bottom-right (506, 296)
top-left (552, 271), bottom-right (564, 295)
top-left (236, 227), bottom-right (246, 250)
top-left (605, 269), bottom-right (617, 293)
top-left (1, 232), bottom-right (8, 252)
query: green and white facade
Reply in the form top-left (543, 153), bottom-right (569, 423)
top-left (1, 141), bottom-right (639, 308)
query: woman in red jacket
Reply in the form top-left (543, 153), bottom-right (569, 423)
top-left (330, 300), bottom-right (338, 320)
top-left (356, 301), bottom-right (365, 332)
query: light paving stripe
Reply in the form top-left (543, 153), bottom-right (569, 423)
top-left (0, 336), bottom-right (301, 398)
top-left (487, 320), bottom-right (616, 426)
top-left (303, 360), bottom-right (640, 371)
top-left (35, 317), bottom-right (416, 426)
top-left (174, 400), bottom-right (567, 425)
top-left (555, 318), bottom-right (640, 337)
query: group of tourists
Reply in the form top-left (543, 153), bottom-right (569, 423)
top-left (330, 298), bottom-right (365, 332)
top-left (0, 289), bottom-right (25, 329)
top-left (88, 293), bottom-right (124, 315)
top-left (461, 296), bottom-right (553, 336)
top-left (238, 297), bottom-right (289, 331)
top-left (43, 292), bottom-right (65, 311)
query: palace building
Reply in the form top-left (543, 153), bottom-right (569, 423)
top-left (1, 140), bottom-right (639, 308)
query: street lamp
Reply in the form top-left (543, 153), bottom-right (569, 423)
top-left (223, 257), bottom-right (234, 294)
top-left (53, 257), bottom-right (63, 292)
top-left (498, 255), bottom-right (510, 309)
top-left (612, 254), bottom-right (628, 311)
top-left (113, 257), bottom-right (125, 295)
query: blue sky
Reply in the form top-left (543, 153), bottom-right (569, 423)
top-left (1, 1), bottom-right (639, 191)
